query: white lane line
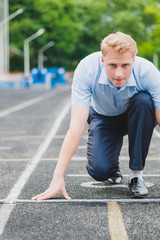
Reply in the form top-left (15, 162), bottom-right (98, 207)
top-left (0, 147), bottom-right (12, 150)
top-left (78, 146), bottom-right (87, 149)
top-left (0, 158), bottom-right (30, 162)
top-left (68, 174), bottom-right (89, 177)
top-left (49, 135), bottom-right (88, 139)
top-left (81, 182), bottom-right (128, 189)
top-left (80, 181), bottom-right (154, 189)
top-left (0, 134), bottom-right (88, 140)
top-left (0, 100), bottom-right (71, 236)
top-left (42, 156), bottom-right (159, 161)
top-left (67, 174), bottom-right (160, 177)
top-left (0, 157), bottom-right (160, 162)
top-left (36, 129), bottom-right (159, 139)
top-left (0, 87), bottom-right (68, 118)
top-left (153, 128), bottom-right (160, 138)
top-left (1, 198), bottom-right (160, 204)
top-left (0, 135), bottom-right (45, 140)
top-left (107, 202), bottom-right (129, 240)
top-left (119, 156), bottom-right (160, 161)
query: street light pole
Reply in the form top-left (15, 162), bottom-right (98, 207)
top-left (24, 28), bottom-right (45, 80)
top-left (4, 0), bottom-right (9, 74)
top-left (0, 0), bottom-right (5, 75)
top-left (0, 8), bottom-right (23, 28)
top-left (0, 0), bottom-right (24, 75)
top-left (38, 41), bottom-right (54, 68)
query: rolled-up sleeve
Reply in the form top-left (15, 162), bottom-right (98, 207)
top-left (71, 60), bottom-right (92, 107)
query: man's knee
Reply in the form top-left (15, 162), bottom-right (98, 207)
top-left (86, 162), bottom-right (111, 181)
top-left (128, 91), bottom-right (156, 136)
top-left (130, 92), bottom-right (153, 108)
top-left (128, 92), bottom-right (155, 117)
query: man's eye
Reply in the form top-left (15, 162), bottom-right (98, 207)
top-left (110, 64), bottom-right (116, 67)
top-left (123, 64), bottom-right (128, 67)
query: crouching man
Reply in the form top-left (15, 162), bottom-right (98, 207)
top-left (32, 32), bottom-right (160, 200)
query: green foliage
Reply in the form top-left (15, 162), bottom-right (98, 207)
top-left (138, 2), bottom-right (160, 61)
top-left (8, 0), bottom-right (160, 71)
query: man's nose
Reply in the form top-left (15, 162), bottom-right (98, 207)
top-left (115, 67), bottom-right (123, 78)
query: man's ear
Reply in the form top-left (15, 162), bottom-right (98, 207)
top-left (101, 55), bottom-right (104, 63)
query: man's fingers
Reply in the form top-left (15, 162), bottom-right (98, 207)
top-left (32, 183), bottom-right (71, 200)
top-left (32, 196), bottom-right (38, 200)
top-left (32, 190), bottom-right (53, 200)
top-left (36, 192), bottom-right (54, 200)
top-left (32, 194), bottom-right (43, 200)
top-left (32, 190), bottom-right (71, 200)
top-left (62, 189), bottom-right (71, 200)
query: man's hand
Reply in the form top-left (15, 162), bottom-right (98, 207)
top-left (32, 107), bottom-right (89, 201)
top-left (32, 177), bottom-right (71, 200)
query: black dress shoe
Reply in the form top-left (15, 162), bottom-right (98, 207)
top-left (106, 171), bottom-right (123, 184)
top-left (128, 177), bottom-right (148, 198)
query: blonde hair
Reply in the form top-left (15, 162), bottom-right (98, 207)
top-left (101, 32), bottom-right (138, 57)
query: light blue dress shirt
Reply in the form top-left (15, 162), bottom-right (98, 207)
top-left (71, 51), bottom-right (160, 116)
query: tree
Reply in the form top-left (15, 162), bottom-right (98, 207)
top-left (9, 0), bottom-right (160, 71)
top-left (138, 2), bottom-right (160, 64)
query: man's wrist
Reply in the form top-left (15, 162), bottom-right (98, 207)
top-left (53, 169), bottom-right (64, 178)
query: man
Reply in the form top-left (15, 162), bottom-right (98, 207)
top-left (32, 32), bottom-right (160, 200)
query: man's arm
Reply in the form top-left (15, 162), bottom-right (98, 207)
top-left (32, 106), bottom-right (89, 200)
top-left (155, 109), bottom-right (160, 126)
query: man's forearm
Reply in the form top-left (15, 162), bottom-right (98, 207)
top-left (53, 127), bottom-right (85, 178)
top-left (53, 106), bottom-right (89, 178)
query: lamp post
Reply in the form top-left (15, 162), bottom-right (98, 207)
top-left (0, 8), bottom-right (23, 27)
top-left (0, 1), bottom-right (24, 75)
top-left (38, 41), bottom-right (54, 68)
top-left (24, 28), bottom-right (45, 80)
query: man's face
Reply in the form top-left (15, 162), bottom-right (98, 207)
top-left (101, 49), bottom-right (135, 88)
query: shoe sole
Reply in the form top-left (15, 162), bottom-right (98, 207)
top-left (106, 180), bottom-right (122, 184)
top-left (106, 177), bottom-right (122, 185)
top-left (129, 193), bottom-right (148, 198)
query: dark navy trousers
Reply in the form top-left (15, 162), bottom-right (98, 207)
top-left (86, 92), bottom-right (156, 181)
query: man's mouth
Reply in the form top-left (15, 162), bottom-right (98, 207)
top-left (114, 79), bottom-right (124, 83)
top-left (114, 78), bottom-right (124, 82)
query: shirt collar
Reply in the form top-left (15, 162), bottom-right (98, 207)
top-left (98, 67), bottom-right (136, 89)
